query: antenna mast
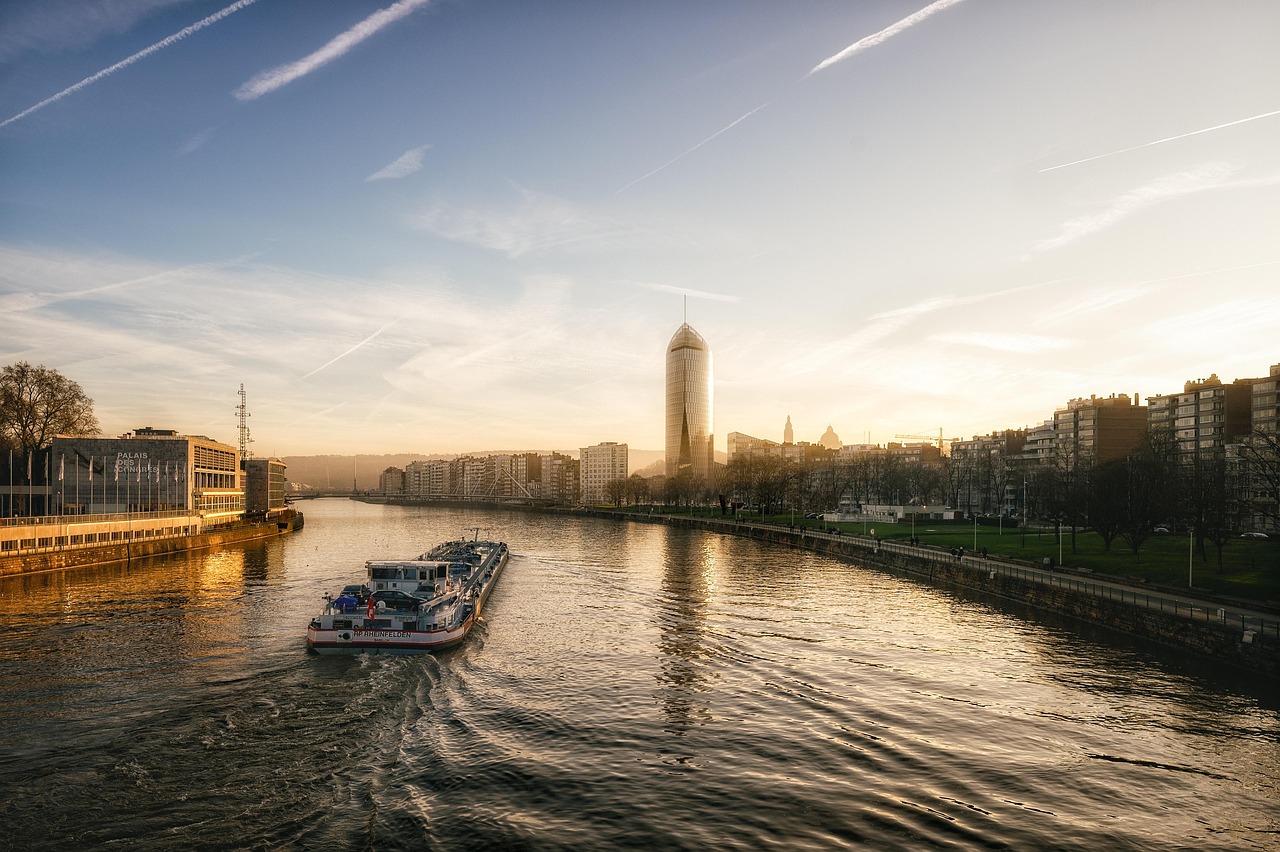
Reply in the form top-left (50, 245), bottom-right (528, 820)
top-left (236, 384), bottom-right (253, 460)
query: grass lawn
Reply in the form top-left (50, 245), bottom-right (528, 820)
top-left (609, 505), bottom-right (1280, 605)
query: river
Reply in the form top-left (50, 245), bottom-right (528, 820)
top-left (0, 499), bottom-right (1276, 850)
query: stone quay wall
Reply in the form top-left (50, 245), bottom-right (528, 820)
top-left (0, 516), bottom-right (302, 578)
top-left (584, 509), bottom-right (1279, 679)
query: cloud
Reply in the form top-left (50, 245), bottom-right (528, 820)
top-left (1, 0), bottom-right (259, 129)
top-left (616, 103), bottom-right (770, 193)
top-left (809, 0), bottom-right (966, 75)
top-left (1034, 163), bottom-right (1238, 253)
top-left (234, 0), bottom-right (429, 101)
top-left (0, 0), bottom-right (190, 63)
top-left (931, 332), bottom-right (1077, 353)
top-left (642, 283), bottom-right (740, 303)
top-left (867, 278), bottom-right (1066, 322)
top-left (412, 188), bottom-right (639, 257)
top-left (300, 321), bottom-right (397, 379)
top-left (366, 144), bottom-right (430, 181)
top-left (1039, 108), bottom-right (1280, 173)
top-left (178, 126), bottom-right (216, 155)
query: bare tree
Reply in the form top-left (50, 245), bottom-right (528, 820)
top-left (625, 473), bottom-right (651, 506)
top-left (1118, 430), bottom-right (1180, 556)
top-left (1237, 428), bottom-right (1280, 533)
top-left (605, 477), bottom-right (628, 507)
top-left (1086, 459), bottom-right (1127, 551)
top-left (0, 362), bottom-right (100, 452)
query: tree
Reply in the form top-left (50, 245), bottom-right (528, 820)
top-left (604, 477), bottom-right (628, 507)
top-left (1118, 430), bottom-right (1180, 556)
top-left (0, 362), bottom-right (99, 452)
top-left (1237, 428), bottom-right (1280, 533)
top-left (625, 473), bottom-right (651, 506)
top-left (1086, 460), bottom-right (1128, 551)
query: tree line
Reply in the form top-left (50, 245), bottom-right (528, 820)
top-left (603, 432), bottom-right (1280, 566)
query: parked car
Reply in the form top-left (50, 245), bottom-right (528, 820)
top-left (371, 589), bottom-right (428, 610)
top-left (1241, 532), bottom-right (1269, 540)
top-left (1154, 526), bottom-right (1171, 534)
top-left (341, 583), bottom-right (369, 600)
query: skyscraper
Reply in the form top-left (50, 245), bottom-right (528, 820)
top-left (665, 323), bottom-right (714, 479)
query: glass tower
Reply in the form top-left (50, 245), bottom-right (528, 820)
top-left (665, 323), bottom-right (714, 480)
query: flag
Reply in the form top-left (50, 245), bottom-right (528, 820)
top-left (136, 464), bottom-right (141, 482)
top-left (366, 596), bottom-right (376, 620)
top-left (27, 452), bottom-right (32, 481)
top-left (89, 458), bottom-right (94, 482)
top-left (59, 455), bottom-right (64, 481)
top-left (114, 462), bottom-right (119, 482)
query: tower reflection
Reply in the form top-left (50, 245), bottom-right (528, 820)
top-left (654, 528), bottom-right (720, 736)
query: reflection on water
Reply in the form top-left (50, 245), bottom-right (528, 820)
top-left (0, 499), bottom-right (1276, 851)
top-left (656, 531), bottom-right (718, 734)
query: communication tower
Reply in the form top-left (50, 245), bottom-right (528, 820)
top-left (236, 384), bottom-right (254, 461)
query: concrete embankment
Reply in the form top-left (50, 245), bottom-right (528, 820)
top-left (580, 509), bottom-right (1279, 679)
top-left (0, 515), bottom-right (303, 578)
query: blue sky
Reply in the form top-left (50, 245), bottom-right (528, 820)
top-left (3, 0), bottom-right (1278, 456)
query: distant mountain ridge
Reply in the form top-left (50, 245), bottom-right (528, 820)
top-left (281, 449), bottom-right (665, 491)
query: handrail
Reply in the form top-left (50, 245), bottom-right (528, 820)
top-left (624, 513), bottom-right (1279, 643)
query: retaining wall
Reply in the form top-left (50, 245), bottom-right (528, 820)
top-left (0, 518), bottom-right (301, 578)
top-left (598, 510), bottom-right (1280, 678)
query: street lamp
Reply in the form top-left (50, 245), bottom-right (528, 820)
top-left (1188, 526), bottom-right (1194, 588)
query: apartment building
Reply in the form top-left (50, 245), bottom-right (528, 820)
top-left (1147, 374), bottom-right (1255, 455)
top-left (1053, 393), bottom-right (1147, 464)
top-left (580, 442), bottom-right (628, 504)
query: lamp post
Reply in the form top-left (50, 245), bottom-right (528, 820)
top-left (1188, 526), bottom-right (1194, 588)
top-left (973, 512), bottom-right (978, 550)
top-left (1021, 479), bottom-right (1027, 547)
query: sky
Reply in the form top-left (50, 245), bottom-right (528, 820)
top-left (2, 0), bottom-right (1278, 457)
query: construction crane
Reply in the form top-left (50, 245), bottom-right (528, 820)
top-left (894, 428), bottom-right (960, 454)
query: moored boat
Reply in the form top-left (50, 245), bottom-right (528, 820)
top-left (306, 532), bottom-right (509, 655)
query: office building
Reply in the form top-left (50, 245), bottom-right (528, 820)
top-left (665, 323), bottom-right (714, 480)
top-left (51, 427), bottom-right (243, 523)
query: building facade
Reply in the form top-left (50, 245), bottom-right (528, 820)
top-left (245, 458), bottom-right (288, 515)
top-left (1053, 393), bottom-right (1147, 465)
top-left (665, 323), bottom-right (714, 480)
top-left (50, 427), bottom-right (243, 523)
top-left (580, 442), bottom-right (629, 504)
top-left (1147, 374), bottom-right (1255, 455)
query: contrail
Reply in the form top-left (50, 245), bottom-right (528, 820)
top-left (235, 0), bottom-right (430, 101)
top-left (1040, 109), bottom-right (1280, 173)
top-left (301, 321), bottom-right (396, 380)
top-left (809, 0), bottom-right (966, 76)
top-left (1, 0), bottom-right (259, 129)
top-left (616, 102), bottom-right (769, 193)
